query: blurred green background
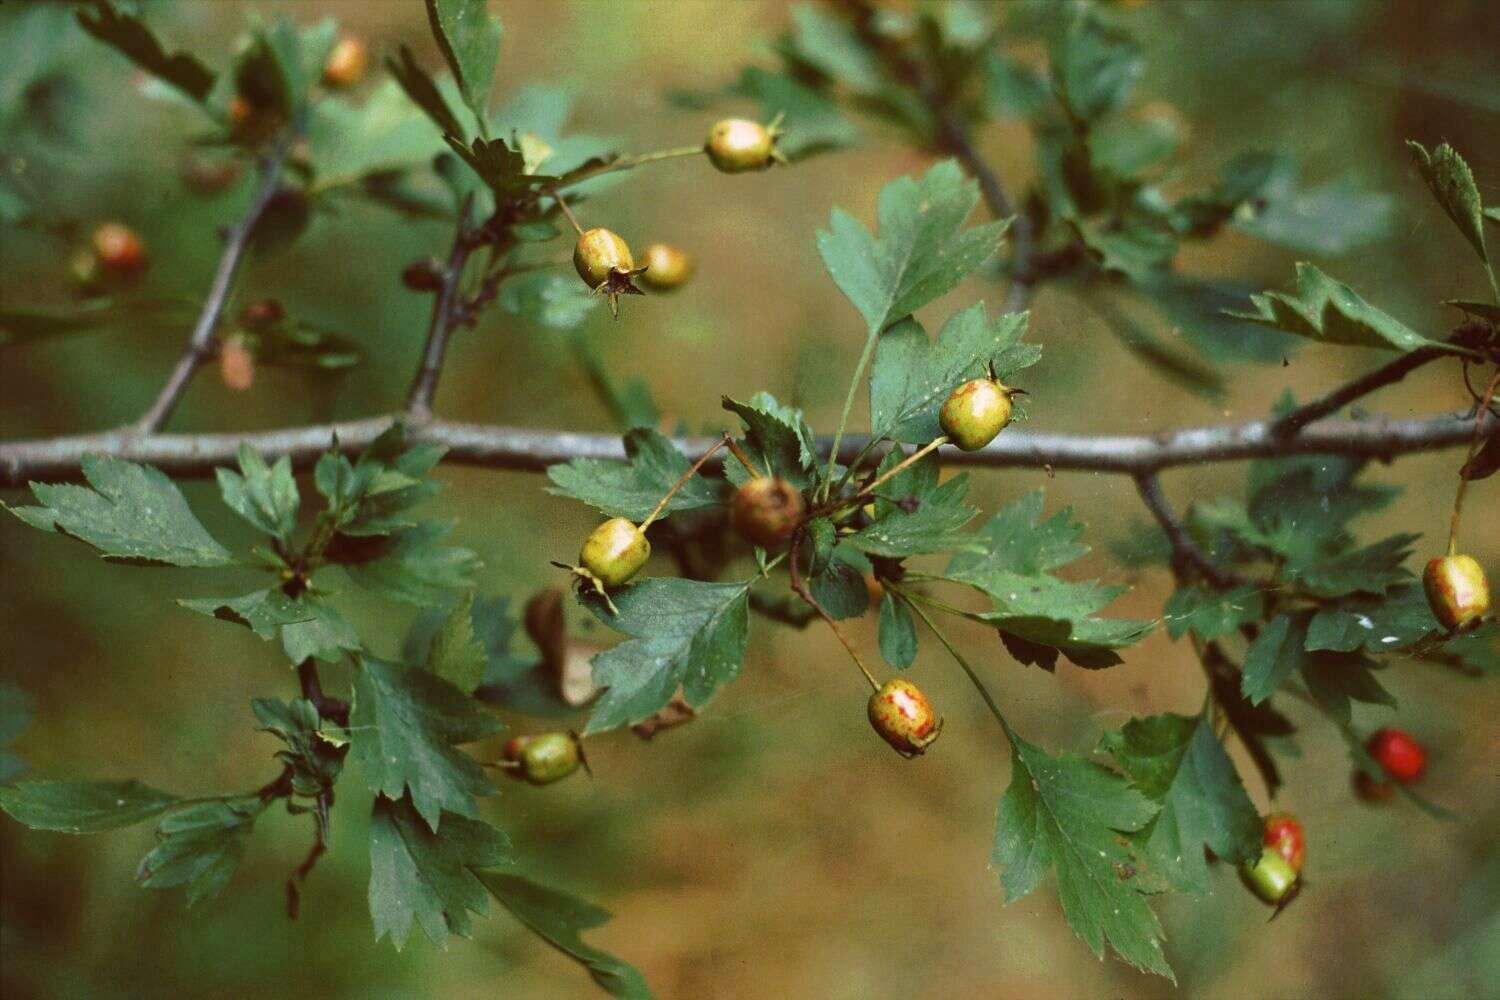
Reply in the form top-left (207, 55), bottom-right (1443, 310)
top-left (2, 1), bottom-right (1498, 996)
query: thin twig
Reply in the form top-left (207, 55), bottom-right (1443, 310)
top-left (1448, 366), bottom-right (1500, 555)
top-left (404, 194), bottom-right (478, 420)
top-left (134, 135), bottom-right (296, 433)
top-left (1133, 472), bottom-right (1239, 589)
top-left (1270, 345), bottom-right (1454, 437)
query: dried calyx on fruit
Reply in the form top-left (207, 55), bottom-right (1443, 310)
top-left (501, 732), bottom-right (586, 786)
top-left (704, 115), bottom-right (786, 173)
top-left (1240, 846), bottom-right (1299, 906)
top-left (1366, 727), bottom-right (1426, 783)
top-left (939, 370), bottom-right (1022, 452)
top-left (1262, 813), bottom-right (1304, 873)
top-left (867, 677), bottom-right (942, 758)
top-left (1423, 553), bottom-right (1490, 630)
top-left (730, 477), bottom-right (805, 549)
top-left (573, 227), bottom-right (646, 317)
top-left (639, 243), bottom-right (694, 291)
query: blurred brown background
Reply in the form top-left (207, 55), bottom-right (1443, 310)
top-left (1, 1), bottom-right (1498, 997)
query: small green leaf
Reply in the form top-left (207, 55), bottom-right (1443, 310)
top-left (581, 578), bottom-right (752, 735)
top-left (335, 523), bottom-right (480, 607)
top-left (878, 593), bottom-right (917, 669)
top-left (993, 729), bottom-right (1173, 981)
top-left (1303, 652), bottom-right (1395, 725)
top-left (426, 594), bottom-right (487, 695)
top-left (0, 780), bottom-right (179, 833)
top-left (137, 797), bottom-right (264, 905)
top-left (9, 456), bottom-right (232, 567)
top-left (722, 393), bottom-right (819, 490)
top-left (816, 159), bottom-right (1008, 335)
top-left (368, 795), bottom-right (509, 950)
top-left (1163, 585), bottom-right (1265, 642)
top-left (76, 1), bottom-right (216, 103)
top-left (349, 658), bottom-right (505, 831)
top-left (1289, 533), bottom-right (1418, 599)
top-left (847, 452), bottom-right (978, 557)
top-left (1100, 714), bottom-right (1262, 894)
top-left (547, 428), bottom-right (723, 522)
top-left (808, 549), bottom-right (871, 621)
top-left (217, 444), bottom-right (299, 545)
top-left (179, 590), bottom-right (361, 665)
top-left (425, 0), bottom-right (502, 127)
top-left (1051, 13), bottom-right (1142, 122)
top-left (388, 45), bottom-right (468, 139)
top-left (1407, 141), bottom-right (1489, 269)
top-left (1241, 614), bottom-right (1310, 705)
top-left (479, 870), bottom-right (654, 998)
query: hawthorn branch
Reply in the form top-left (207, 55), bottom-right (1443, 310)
top-left (1270, 344), bottom-right (1456, 437)
top-left (135, 135), bottom-right (296, 434)
top-left (1133, 472), bottom-right (1238, 589)
top-left (404, 194), bottom-right (478, 420)
top-left (1, 409), bottom-right (1495, 488)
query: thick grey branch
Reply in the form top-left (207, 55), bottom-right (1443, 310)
top-left (135, 137), bottom-right (295, 433)
top-left (1, 409), bottom-right (1492, 488)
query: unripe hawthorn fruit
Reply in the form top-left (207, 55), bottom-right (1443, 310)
top-left (1262, 812), bottom-right (1304, 874)
top-left (1367, 727), bottom-right (1426, 783)
top-left (219, 334), bottom-right (256, 392)
top-left (69, 249), bottom-right (101, 292)
top-left (939, 377), bottom-right (1014, 451)
top-left (91, 222), bottom-right (147, 275)
top-left (574, 228), bottom-right (633, 288)
top-left (240, 298), bottom-right (284, 330)
top-left (730, 477), bottom-right (804, 549)
top-left (322, 37), bottom-right (368, 89)
top-left (1423, 554), bottom-right (1490, 630)
top-left (705, 118), bottom-right (778, 173)
top-left (639, 243), bottom-right (693, 290)
top-left (867, 677), bottom-right (942, 758)
top-left (504, 732), bottom-right (583, 785)
top-left (579, 517), bottom-right (650, 588)
top-left (1240, 846), bottom-right (1298, 905)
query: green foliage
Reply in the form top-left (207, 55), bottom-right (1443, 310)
top-left (253, 698), bottom-right (346, 797)
top-left (76, 1), bottom-right (216, 104)
top-left (1407, 141), bottom-right (1491, 275)
top-left (1231, 263), bottom-right (1458, 354)
top-left (548, 428), bottom-right (724, 522)
top-left (580, 578), bottom-right (752, 735)
top-left (848, 452), bottom-right (978, 557)
top-left (0, 684), bottom-right (32, 784)
top-left (425, 594), bottom-right (488, 696)
top-left (217, 445), bottom-right (300, 547)
top-left (349, 658), bottom-right (505, 830)
top-left (721, 393), bottom-right (820, 490)
top-left (877, 592), bottom-right (917, 669)
top-left (179, 589), bottom-right (361, 664)
top-left (137, 797), bottom-right (265, 905)
top-left (0, 779), bottom-right (179, 833)
top-left (8, 456), bottom-right (233, 567)
top-left (425, 0), bottom-right (502, 127)
top-left (1163, 585), bottom-right (1266, 642)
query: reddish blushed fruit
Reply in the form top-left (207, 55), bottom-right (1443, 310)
top-left (1262, 813), bottom-right (1304, 873)
top-left (323, 37), bottom-right (368, 88)
top-left (579, 517), bottom-right (650, 588)
top-left (1367, 727), bottom-right (1426, 783)
top-left (218, 335), bottom-right (256, 392)
top-left (939, 378), bottom-right (1014, 451)
top-left (867, 677), bottom-right (942, 757)
top-left (503, 732), bottom-right (583, 785)
top-left (1352, 768), bottom-right (1395, 803)
top-left (91, 223), bottom-right (146, 275)
top-left (730, 477), bottom-right (805, 549)
top-left (639, 243), bottom-right (693, 290)
top-left (1423, 554), bottom-right (1490, 630)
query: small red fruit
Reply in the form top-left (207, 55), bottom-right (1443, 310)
top-left (1423, 554), bottom-right (1490, 630)
top-left (1366, 727), bottom-right (1425, 783)
top-left (323, 37), bottom-right (368, 89)
top-left (730, 477), bottom-right (805, 549)
top-left (218, 335), bottom-right (256, 392)
top-left (867, 677), bottom-right (942, 758)
top-left (91, 223), bottom-right (146, 275)
top-left (1262, 813), bottom-right (1304, 874)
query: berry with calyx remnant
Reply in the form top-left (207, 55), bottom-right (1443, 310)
top-left (705, 117), bottom-right (783, 173)
top-left (1262, 813), bottom-right (1304, 873)
top-left (219, 334), bottom-right (255, 392)
top-left (939, 376), bottom-right (1018, 451)
top-left (730, 477), bottom-right (805, 549)
top-left (1423, 554), bottom-right (1490, 630)
top-left (579, 517), bottom-right (650, 588)
top-left (502, 732), bottom-right (585, 785)
top-left (639, 243), bottom-right (693, 290)
top-left (323, 36), bottom-right (368, 89)
top-left (574, 228), bottom-right (645, 317)
top-left (91, 223), bottom-right (147, 275)
top-left (1240, 846), bottom-right (1298, 905)
top-left (1367, 727), bottom-right (1426, 783)
top-left (867, 677), bottom-right (942, 758)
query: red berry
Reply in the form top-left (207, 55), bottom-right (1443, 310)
top-left (91, 223), bottom-right (147, 275)
top-left (1366, 727), bottom-right (1425, 783)
top-left (1262, 812), bottom-right (1304, 873)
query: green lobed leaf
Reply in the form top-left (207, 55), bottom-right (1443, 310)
top-left (1163, 585), bottom-right (1266, 642)
top-left (479, 870), bottom-right (654, 998)
top-left (808, 548), bottom-right (871, 621)
top-left (721, 393), bottom-right (819, 490)
top-left (816, 159), bottom-right (1008, 334)
top-left (547, 428), bottom-right (723, 522)
top-left (307, 80), bottom-right (449, 192)
top-left (580, 578), bottom-right (752, 735)
top-left (426, 593), bottom-right (487, 695)
top-left (0, 779), bottom-right (179, 833)
top-left (252, 697), bottom-right (345, 796)
top-left (846, 452), bottom-right (978, 557)
top-left (878, 592), bottom-right (917, 669)
top-left (1050, 12), bottom-right (1143, 122)
top-left (1407, 141), bottom-right (1489, 269)
top-left (1288, 533), bottom-right (1418, 599)
top-left (425, 0), bottom-right (502, 127)
top-left (137, 797), bottom-right (264, 905)
top-left (1228, 263), bottom-right (1457, 354)
top-left (349, 658), bottom-right (505, 831)
top-left (1234, 171), bottom-right (1394, 257)
top-left (868, 306), bottom-right (1037, 444)
top-left (216, 444), bottom-right (299, 546)
top-left (1241, 614), bottom-right (1310, 705)
top-left (993, 729), bottom-right (1173, 981)
top-left (368, 795), bottom-right (509, 950)
top-left (402, 596), bottom-right (571, 718)
top-left (76, 1), bottom-right (215, 103)
top-left (334, 523), bottom-right (480, 607)
top-left (179, 590), bottom-right (361, 665)
top-left (1303, 652), bottom-right (1395, 725)
top-left (388, 45), bottom-right (468, 140)
top-left (9, 456), bottom-right (232, 567)
top-left (1099, 714), bottom-right (1262, 894)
